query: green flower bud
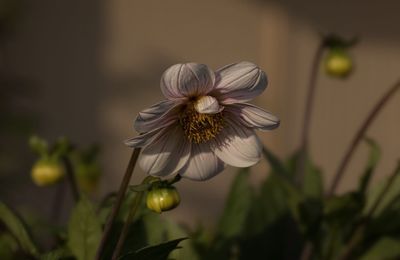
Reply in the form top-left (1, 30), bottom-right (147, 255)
top-left (324, 49), bottom-right (353, 78)
top-left (146, 186), bottom-right (180, 214)
top-left (31, 159), bottom-right (65, 186)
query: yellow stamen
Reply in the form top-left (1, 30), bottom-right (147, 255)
top-left (179, 104), bottom-right (224, 144)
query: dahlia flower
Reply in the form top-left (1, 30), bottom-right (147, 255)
top-left (125, 62), bottom-right (279, 181)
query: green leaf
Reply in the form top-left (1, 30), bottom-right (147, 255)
top-left (262, 146), bottom-right (290, 178)
top-left (0, 201), bottom-right (39, 257)
top-left (40, 247), bottom-right (71, 260)
top-left (364, 166), bottom-right (400, 217)
top-left (67, 197), bottom-right (102, 260)
top-left (359, 138), bottom-right (381, 194)
top-left (302, 155), bottom-right (323, 199)
top-left (119, 237), bottom-right (187, 260)
top-left (0, 233), bottom-right (18, 260)
top-left (217, 168), bottom-right (253, 239)
top-left (360, 237), bottom-right (400, 260)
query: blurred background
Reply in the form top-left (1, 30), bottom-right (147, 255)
top-left (1, 0), bottom-right (400, 228)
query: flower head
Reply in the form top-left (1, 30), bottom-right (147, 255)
top-left (125, 62), bottom-right (279, 181)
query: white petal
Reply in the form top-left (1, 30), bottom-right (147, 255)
top-left (161, 63), bottom-right (215, 99)
top-left (194, 95), bottom-right (223, 114)
top-left (134, 100), bottom-right (180, 133)
top-left (124, 130), bottom-right (160, 148)
top-left (212, 120), bottom-right (262, 167)
top-left (139, 125), bottom-right (191, 176)
top-left (226, 103), bottom-right (280, 131)
top-left (213, 61), bottom-right (267, 104)
top-left (178, 143), bottom-right (225, 181)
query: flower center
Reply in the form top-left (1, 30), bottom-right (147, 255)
top-left (179, 104), bottom-right (224, 144)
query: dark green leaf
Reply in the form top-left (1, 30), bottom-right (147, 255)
top-left (302, 156), bottom-right (323, 199)
top-left (360, 237), bottom-right (400, 260)
top-left (217, 168), bottom-right (253, 239)
top-left (359, 138), bottom-right (381, 194)
top-left (119, 237), bottom-right (187, 260)
top-left (364, 165), bottom-right (400, 217)
top-left (40, 247), bottom-right (71, 260)
top-left (0, 201), bottom-right (39, 257)
top-left (262, 146), bottom-right (290, 178)
top-left (67, 197), bottom-right (102, 260)
top-left (0, 233), bottom-right (18, 260)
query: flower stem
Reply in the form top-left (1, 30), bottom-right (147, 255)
top-left (95, 148), bottom-right (141, 260)
top-left (327, 80), bottom-right (400, 196)
top-left (111, 176), bottom-right (154, 260)
top-left (61, 155), bottom-right (80, 202)
top-left (296, 41), bottom-right (326, 186)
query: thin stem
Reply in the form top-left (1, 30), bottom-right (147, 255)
top-left (296, 42), bottom-right (326, 185)
top-left (338, 161), bottom-right (400, 260)
top-left (111, 176), bottom-right (153, 260)
top-left (328, 80), bottom-right (400, 196)
top-left (95, 148), bottom-right (141, 260)
top-left (61, 156), bottom-right (80, 202)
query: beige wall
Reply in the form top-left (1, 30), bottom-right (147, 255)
top-left (7, 0), bottom-right (400, 226)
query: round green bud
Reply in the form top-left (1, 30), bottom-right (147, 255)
top-left (31, 159), bottom-right (65, 186)
top-left (146, 186), bottom-right (180, 214)
top-left (324, 49), bottom-right (353, 78)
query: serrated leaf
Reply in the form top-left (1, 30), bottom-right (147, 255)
top-left (0, 201), bottom-right (39, 257)
top-left (119, 238), bottom-right (187, 260)
top-left (217, 168), bottom-right (253, 239)
top-left (67, 197), bottom-right (102, 260)
top-left (359, 139), bottom-right (381, 194)
top-left (360, 237), bottom-right (400, 260)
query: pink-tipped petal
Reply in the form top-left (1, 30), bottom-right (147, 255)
top-left (213, 61), bottom-right (267, 104)
top-left (212, 119), bottom-right (262, 167)
top-left (139, 125), bottom-right (191, 177)
top-left (134, 100), bottom-right (180, 133)
top-left (179, 143), bottom-right (225, 181)
top-left (226, 103), bottom-right (280, 131)
top-left (194, 95), bottom-right (223, 114)
top-left (161, 63), bottom-right (215, 99)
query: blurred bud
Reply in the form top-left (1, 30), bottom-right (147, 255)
top-left (324, 49), bottom-right (353, 78)
top-left (31, 158), bottom-right (65, 186)
top-left (146, 186), bottom-right (180, 214)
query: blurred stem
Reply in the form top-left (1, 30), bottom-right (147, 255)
top-left (61, 155), bottom-right (80, 202)
top-left (95, 148), bottom-right (141, 260)
top-left (296, 41), bottom-right (326, 186)
top-left (111, 176), bottom-right (154, 260)
top-left (339, 161), bottom-right (400, 260)
top-left (328, 80), bottom-right (400, 196)
top-left (51, 180), bottom-right (66, 222)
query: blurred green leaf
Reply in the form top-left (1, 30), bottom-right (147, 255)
top-left (129, 183), bottom-right (151, 192)
top-left (217, 168), bottom-right (253, 239)
top-left (40, 247), bottom-right (71, 260)
top-left (364, 165), bottom-right (400, 217)
top-left (246, 174), bottom-right (289, 235)
top-left (360, 237), bottom-right (400, 260)
top-left (67, 197), bottom-right (102, 260)
top-left (0, 202), bottom-right (39, 257)
top-left (302, 155), bottom-right (323, 199)
top-left (0, 233), bottom-right (18, 260)
top-left (324, 192), bottom-right (363, 225)
top-left (119, 237), bottom-right (187, 260)
top-left (359, 139), bottom-right (381, 194)
top-left (262, 146), bottom-right (290, 178)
